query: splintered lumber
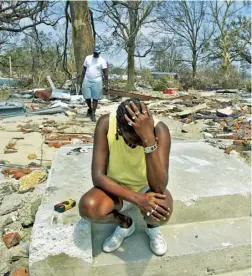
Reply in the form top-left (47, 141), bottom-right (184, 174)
top-left (173, 103), bottom-right (207, 118)
top-left (106, 89), bottom-right (163, 101)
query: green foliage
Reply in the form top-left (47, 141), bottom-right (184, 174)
top-left (0, 30), bottom-right (70, 87)
top-left (179, 65), bottom-right (245, 90)
top-left (152, 75), bottom-right (182, 91)
top-left (138, 68), bottom-right (154, 86)
top-left (244, 79), bottom-right (251, 92)
top-left (109, 66), bottom-right (126, 75)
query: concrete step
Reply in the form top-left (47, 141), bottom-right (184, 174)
top-left (93, 141), bottom-right (251, 232)
top-left (29, 143), bottom-right (251, 276)
top-left (218, 268), bottom-right (251, 276)
top-left (91, 217), bottom-right (251, 276)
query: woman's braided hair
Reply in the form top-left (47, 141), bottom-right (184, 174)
top-left (115, 98), bottom-right (142, 140)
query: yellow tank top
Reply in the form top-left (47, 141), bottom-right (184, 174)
top-left (107, 112), bottom-right (148, 192)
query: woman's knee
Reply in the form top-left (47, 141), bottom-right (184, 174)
top-left (78, 190), bottom-right (115, 222)
top-left (79, 192), bottom-right (100, 221)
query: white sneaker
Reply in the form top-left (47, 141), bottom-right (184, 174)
top-left (103, 221), bottom-right (135, 253)
top-left (145, 226), bottom-right (167, 256)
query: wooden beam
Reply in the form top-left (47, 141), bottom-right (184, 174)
top-left (106, 89), bottom-right (162, 101)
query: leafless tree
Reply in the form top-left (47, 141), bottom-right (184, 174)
top-left (231, 16), bottom-right (251, 64)
top-left (209, 0), bottom-right (250, 79)
top-left (150, 38), bottom-right (186, 73)
top-left (93, 0), bottom-right (156, 90)
top-left (0, 1), bottom-right (63, 32)
top-left (156, 1), bottom-right (214, 79)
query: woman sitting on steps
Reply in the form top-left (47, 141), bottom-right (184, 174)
top-left (79, 98), bottom-right (173, 256)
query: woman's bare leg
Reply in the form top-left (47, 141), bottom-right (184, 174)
top-left (79, 187), bottom-right (132, 228)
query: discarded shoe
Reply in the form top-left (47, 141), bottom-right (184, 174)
top-left (145, 226), bottom-right (167, 256)
top-left (103, 221), bottom-right (135, 253)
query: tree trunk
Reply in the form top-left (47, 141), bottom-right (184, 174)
top-left (127, 43), bottom-right (135, 91)
top-left (69, 1), bottom-right (94, 78)
top-left (222, 36), bottom-right (230, 85)
top-left (192, 50), bottom-right (197, 79)
top-left (222, 51), bottom-right (230, 79)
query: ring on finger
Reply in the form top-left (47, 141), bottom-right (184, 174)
top-left (146, 211), bottom-right (151, 217)
top-left (142, 111), bottom-right (147, 114)
top-left (135, 111), bottom-right (140, 115)
top-left (154, 204), bottom-right (158, 211)
top-left (128, 121), bottom-right (133, 126)
top-left (150, 209), bottom-right (155, 215)
top-left (132, 116), bottom-right (136, 120)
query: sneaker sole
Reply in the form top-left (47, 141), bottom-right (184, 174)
top-left (103, 224), bottom-right (136, 253)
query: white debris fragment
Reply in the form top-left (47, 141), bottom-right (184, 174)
top-left (222, 242), bottom-right (233, 247)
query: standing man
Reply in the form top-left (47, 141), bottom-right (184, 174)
top-left (80, 45), bottom-right (108, 122)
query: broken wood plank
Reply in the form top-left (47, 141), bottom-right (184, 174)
top-left (105, 89), bottom-right (163, 101)
top-left (173, 103), bottom-right (207, 117)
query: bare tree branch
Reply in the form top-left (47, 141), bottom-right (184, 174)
top-left (134, 42), bottom-right (154, 57)
top-left (63, 0), bottom-right (71, 78)
top-left (93, 0), bottom-right (156, 89)
top-left (0, 1), bottom-right (63, 32)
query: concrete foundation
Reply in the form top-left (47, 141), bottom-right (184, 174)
top-left (29, 142), bottom-right (251, 276)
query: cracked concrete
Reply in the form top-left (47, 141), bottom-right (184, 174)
top-left (29, 142), bottom-right (251, 276)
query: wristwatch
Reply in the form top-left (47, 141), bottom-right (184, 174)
top-left (144, 142), bottom-right (157, 154)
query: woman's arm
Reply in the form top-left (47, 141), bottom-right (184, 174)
top-left (144, 122), bottom-right (171, 194)
top-left (124, 102), bottom-right (171, 194)
top-left (92, 114), bottom-right (168, 219)
top-left (91, 115), bottom-right (140, 204)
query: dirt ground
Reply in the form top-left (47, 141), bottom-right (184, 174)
top-left (0, 114), bottom-right (206, 168)
top-left (0, 91), bottom-right (250, 166)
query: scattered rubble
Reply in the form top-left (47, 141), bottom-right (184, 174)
top-left (12, 267), bottom-right (30, 276)
top-left (3, 232), bottom-right (21, 248)
top-left (27, 153), bottom-right (37, 160)
top-left (19, 170), bottom-right (47, 193)
top-left (45, 133), bottom-right (93, 148)
top-left (145, 89), bottom-right (251, 162)
top-left (0, 102), bottom-right (25, 117)
top-left (0, 83), bottom-right (251, 274)
top-left (0, 167), bottom-right (45, 274)
top-left (2, 168), bottom-right (33, 180)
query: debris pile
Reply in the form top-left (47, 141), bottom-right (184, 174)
top-left (45, 133), bottom-right (93, 148)
top-left (146, 90), bottom-right (251, 161)
top-left (0, 167), bottom-right (47, 275)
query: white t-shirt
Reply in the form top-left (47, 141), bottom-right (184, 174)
top-left (83, 55), bottom-right (107, 81)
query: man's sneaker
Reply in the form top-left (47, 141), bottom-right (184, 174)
top-left (91, 113), bottom-right (96, 122)
top-left (145, 226), bottom-right (167, 256)
top-left (103, 221), bottom-right (135, 253)
top-left (87, 109), bottom-right (92, 117)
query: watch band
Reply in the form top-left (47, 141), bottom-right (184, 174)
top-left (144, 142), bottom-right (158, 154)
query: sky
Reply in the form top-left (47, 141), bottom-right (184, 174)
top-left (6, 0), bottom-right (252, 71)
top-left (88, 0), bottom-right (251, 69)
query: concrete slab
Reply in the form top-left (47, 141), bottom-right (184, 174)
top-left (168, 141), bottom-right (251, 224)
top-left (219, 268), bottom-right (251, 276)
top-left (169, 141), bottom-right (250, 199)
top-left (92, 217), bottom-right (251, 276)
top-left (94, 140), bottom-right (251, 231)
top-left (29, 141), bottom-right (251, 276)
top-left (29, 145), bottom-right (94, 276)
